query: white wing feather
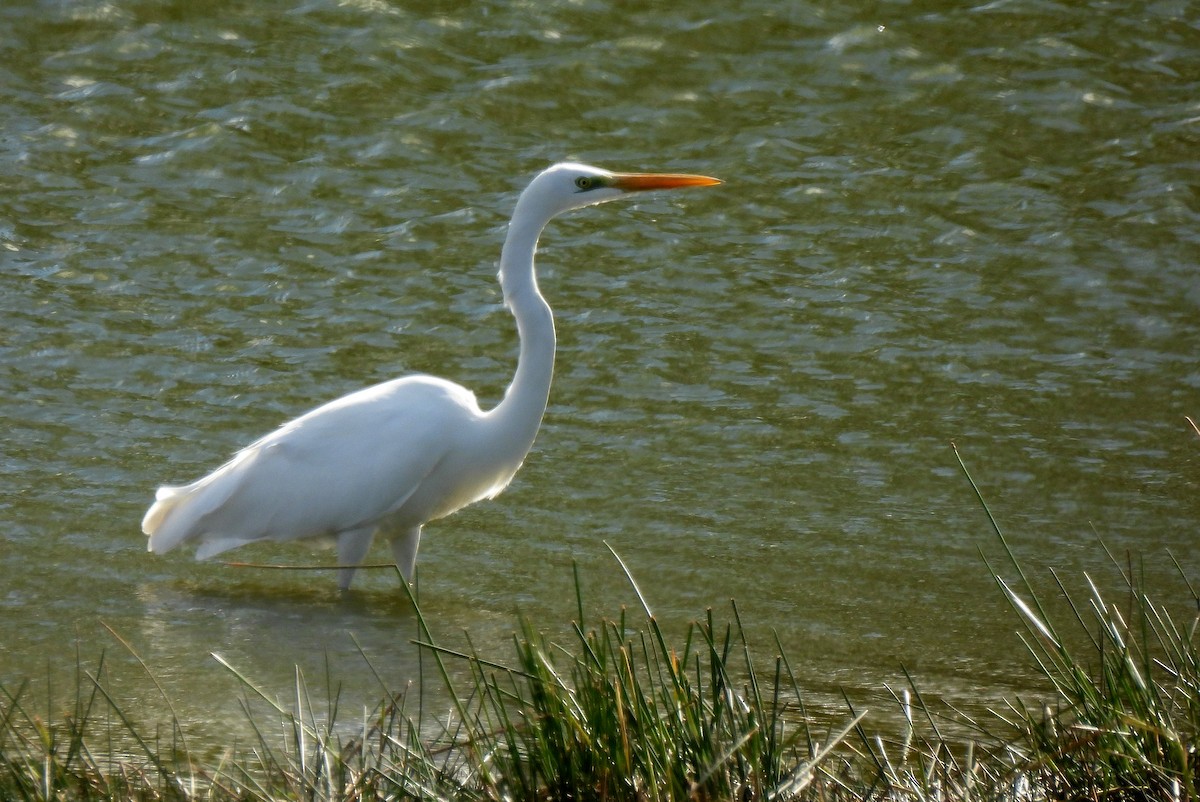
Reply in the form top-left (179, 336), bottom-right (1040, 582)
top-left (143, 375), bottom-right (483, 557)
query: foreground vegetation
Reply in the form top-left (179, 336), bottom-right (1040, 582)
top-left (2, 465), bottom-right (1197, 800)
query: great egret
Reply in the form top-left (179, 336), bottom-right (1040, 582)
top-left (143, 162), bottom-right (721, 590)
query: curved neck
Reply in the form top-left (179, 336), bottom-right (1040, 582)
top-left (488, 206), bottom-right (556, 452)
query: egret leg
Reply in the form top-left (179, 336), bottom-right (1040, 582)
top-left (389, 526), bottom-right (422, 584)
top-left (336, 527), bottom-right (375, 591)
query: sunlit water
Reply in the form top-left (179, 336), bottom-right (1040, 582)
top-left (2, 0), bottom-right (1197, 744)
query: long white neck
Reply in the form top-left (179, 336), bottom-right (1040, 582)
top-left (486, 199), bottom-right (556, 456)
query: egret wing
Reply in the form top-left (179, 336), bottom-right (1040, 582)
top-left (144, 376), bottom-right (481, 556)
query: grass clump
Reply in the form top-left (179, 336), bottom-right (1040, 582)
top-left (959, 445), bottom-right (1200, 800)
top-left (985, 542), bottom-right (1200, 799)
top-left (407, 554), bottom-right (861, 801)
top-left (998, 566), bottom-right (1199, 799)
top-left (0, 653), bottom-right (189, 801)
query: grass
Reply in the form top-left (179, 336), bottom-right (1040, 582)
top-left (0, 461), bottom-right (1197, 800)
top-left (955, 446), bottom-right (1200, 800)
top-left (400, 550), bottom-right (867, 801)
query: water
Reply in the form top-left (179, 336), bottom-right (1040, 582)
top-left (2, 0), bottom-right (1197, 742)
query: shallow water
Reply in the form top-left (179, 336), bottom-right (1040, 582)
top-left (2, 0), bottom-right (1198, 741)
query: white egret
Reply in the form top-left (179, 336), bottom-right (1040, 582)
top-left (143, 162), bottom-right (721, 590)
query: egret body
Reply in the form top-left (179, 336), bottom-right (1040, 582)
top-left (142, 162), bottom-right (720, 589)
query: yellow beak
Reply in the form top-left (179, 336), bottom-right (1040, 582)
top-left (610, 172), bottom-right (722, 191)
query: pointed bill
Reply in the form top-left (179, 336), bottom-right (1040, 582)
top-left (610, 172), bottom-right (722, 191)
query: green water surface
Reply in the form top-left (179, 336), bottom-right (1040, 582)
top-left (2, 0), bottom-right (1197, 741)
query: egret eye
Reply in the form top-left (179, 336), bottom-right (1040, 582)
top-left (574, 176), bottom-right (595, 191)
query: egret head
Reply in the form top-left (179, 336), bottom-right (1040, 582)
top-left (517, 162), bottom-right (721, 222)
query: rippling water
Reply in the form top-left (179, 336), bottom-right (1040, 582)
top-left (2, 0), bottom-right (1197, 739)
